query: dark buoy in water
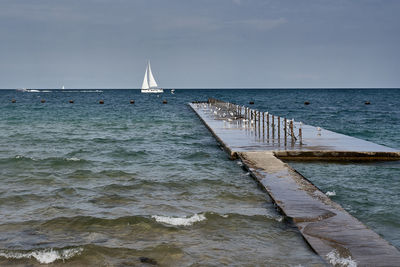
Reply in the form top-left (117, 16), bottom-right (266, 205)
top-left (139, 257), bottom-right (157, 265)
top-left (99, 100), bottom-right (104, 104)
top-left (130, 100), bottom-right (135, 104)
top-left (41, 99), bottom-right (46, 103)
top-left (69, 100), bottom-right (74, 104)
top-left (163, 100), bottom-right (167, 104)
top-left (304, 101), bottom-right (310, 105)
top-left (365, 101), bottom-right (371, 105)
top-left (11, 99), bottom-right (16, 103)
top-left (249, 101), bottom-right (254, 105)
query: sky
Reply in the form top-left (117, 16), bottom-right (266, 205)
top-left (0, 0), bottom-right (399, 89)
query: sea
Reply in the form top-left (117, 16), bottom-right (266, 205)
top-left (0, 89), bottom-right (399, 266)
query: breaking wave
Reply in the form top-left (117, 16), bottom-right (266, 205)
top-left (326, 250), bottom-right (357, 267)
top-left (0, 247), bottom-right (83, 264)
top-left (326, 191), bottom-right (336, 196)
top-left (152, 213), bottom-right (206, 226)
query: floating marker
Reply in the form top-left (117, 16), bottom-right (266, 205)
top-left (11, 99), bottom-right (16, 103)
top-left (163, 100), bottom-right (167, 104)
top-left (69, 100), bottom-right (74, 103)
top-left (304, 101), bottom-right (310, 105)
top-left (130, 100), bottom-right (135, 104)
top-left (41, 99), bottom-right (46, 103)
top-left (99, 100), bottom-right (104, 104)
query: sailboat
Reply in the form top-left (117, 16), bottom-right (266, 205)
top-left (61, 86), bottom-right (65, 90)
top-left (141, 61), bottom-right (163, 93)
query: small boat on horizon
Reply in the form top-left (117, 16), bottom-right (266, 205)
top-left (141, 61), bottom-right (163, 93)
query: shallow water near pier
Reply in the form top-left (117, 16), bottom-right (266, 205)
top-left (0, 89), bottom-right (399, 265)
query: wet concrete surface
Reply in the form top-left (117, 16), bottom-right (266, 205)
top-left (189, 102), bottom-right (400, 161)
top-left (189, 102), bottom-right (400, 266)
top-left (240, 151), bottom-right (400, 266)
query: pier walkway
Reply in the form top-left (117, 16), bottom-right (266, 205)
top-left (189, 100), bottom-right (400, 266)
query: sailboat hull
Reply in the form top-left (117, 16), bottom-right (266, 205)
top-left (141, 88), bottom-right (164, 93)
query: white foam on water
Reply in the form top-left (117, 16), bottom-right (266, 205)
top-left (152, 213), bottom-right (206, 226)
top-left (326, 250), bottom-right (357, 267)
top-left (66, 157), bottom-right (81, 161)
top-left (15, 155), bottom-right (37, 161)
top-left (0, 247), bottom-right (83, 264)
top-left (326, 191), bottom-right (336, 196)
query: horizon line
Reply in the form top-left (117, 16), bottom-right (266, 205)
top-left (1, 87), bottom-right (400, 90)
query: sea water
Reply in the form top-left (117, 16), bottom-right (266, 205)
top-left (0, 89), bottom-right (398, 266)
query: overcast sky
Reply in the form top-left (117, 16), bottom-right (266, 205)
top-left (0, 0), bottom-right (399, 88)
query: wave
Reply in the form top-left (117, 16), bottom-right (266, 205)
top-left (66, 157), bottom-right (81, 161)
top-left (180, 151), bottom-right (211, 160)
top-left (0, 155), bottom-right (87, 165)
top-left (0, 247), bottom-right (83, 264)
top-left (325, 191), bottom-right (336, 196)
top-left (151, 213), bottom-right (206, 226)
top-left (326, 250), bottom-right (357, 267)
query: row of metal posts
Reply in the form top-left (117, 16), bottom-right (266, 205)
top-left (207, 99), bottom-right (302, 145)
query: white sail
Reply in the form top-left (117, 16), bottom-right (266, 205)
top-left (141, 67), bottom-right (149, 89)
top-left (141, 61), bottom-right (163, 93)
top-left (62, 86), bottom-right (65, 90)
top-left (147, 62), bottom-right (158, 88)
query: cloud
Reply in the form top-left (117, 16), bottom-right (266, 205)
top-left (236, 18), bottom-right (287, 31)
top-left (154, 17), bottom-right (221, 32)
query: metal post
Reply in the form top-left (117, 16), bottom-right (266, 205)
top-left (290, 120), bottom-right (295, 143)
top-left (278, 116), bottom-right (280, 141)
top-left (272, 115), bottom-right (275, 139)
top-left (254, 110), bottom-right (257, 136)
top-left (267, 112), bottom-right (270, 139)
top-left (299, 122), bottom-right (303, 145)
top-left (284, 118), bottom-right (287, 146)
top-left (258, 111), bottom-right (261, 137)
top-left (262, 112), bottom-right (265, 138)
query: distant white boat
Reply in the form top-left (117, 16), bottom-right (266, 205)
top-left (171, 89), bottom-right (175, 94)
top-left (62, 86), bottom-right (65, 90)
top-left (141, 61), bottom-right (163, 93)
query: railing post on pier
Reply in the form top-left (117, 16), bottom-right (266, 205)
top-left (284, 118), bottom-right (287, 146)
top-left (272, 115), bottom-right (275, 139)
top-left (258, 111), bottom-right (261, 137)
top-left (278, 116), bottom-right (280, 141)
top-left (267, 112), bottom-right (270, 139)
top-left (290, 120), bottom-right (295, 143)
top-left (299, 122), bottom-right (303, 145)
top-left (254, 110), bottom-right (257, 136)
top-left (262, 112), bottom-right (265, 138)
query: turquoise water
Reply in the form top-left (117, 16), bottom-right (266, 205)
top-left (0, 89), bottom-right (399, 265)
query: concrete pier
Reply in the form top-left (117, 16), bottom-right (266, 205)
top-left (189, 101), bottom-right (400, 266)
